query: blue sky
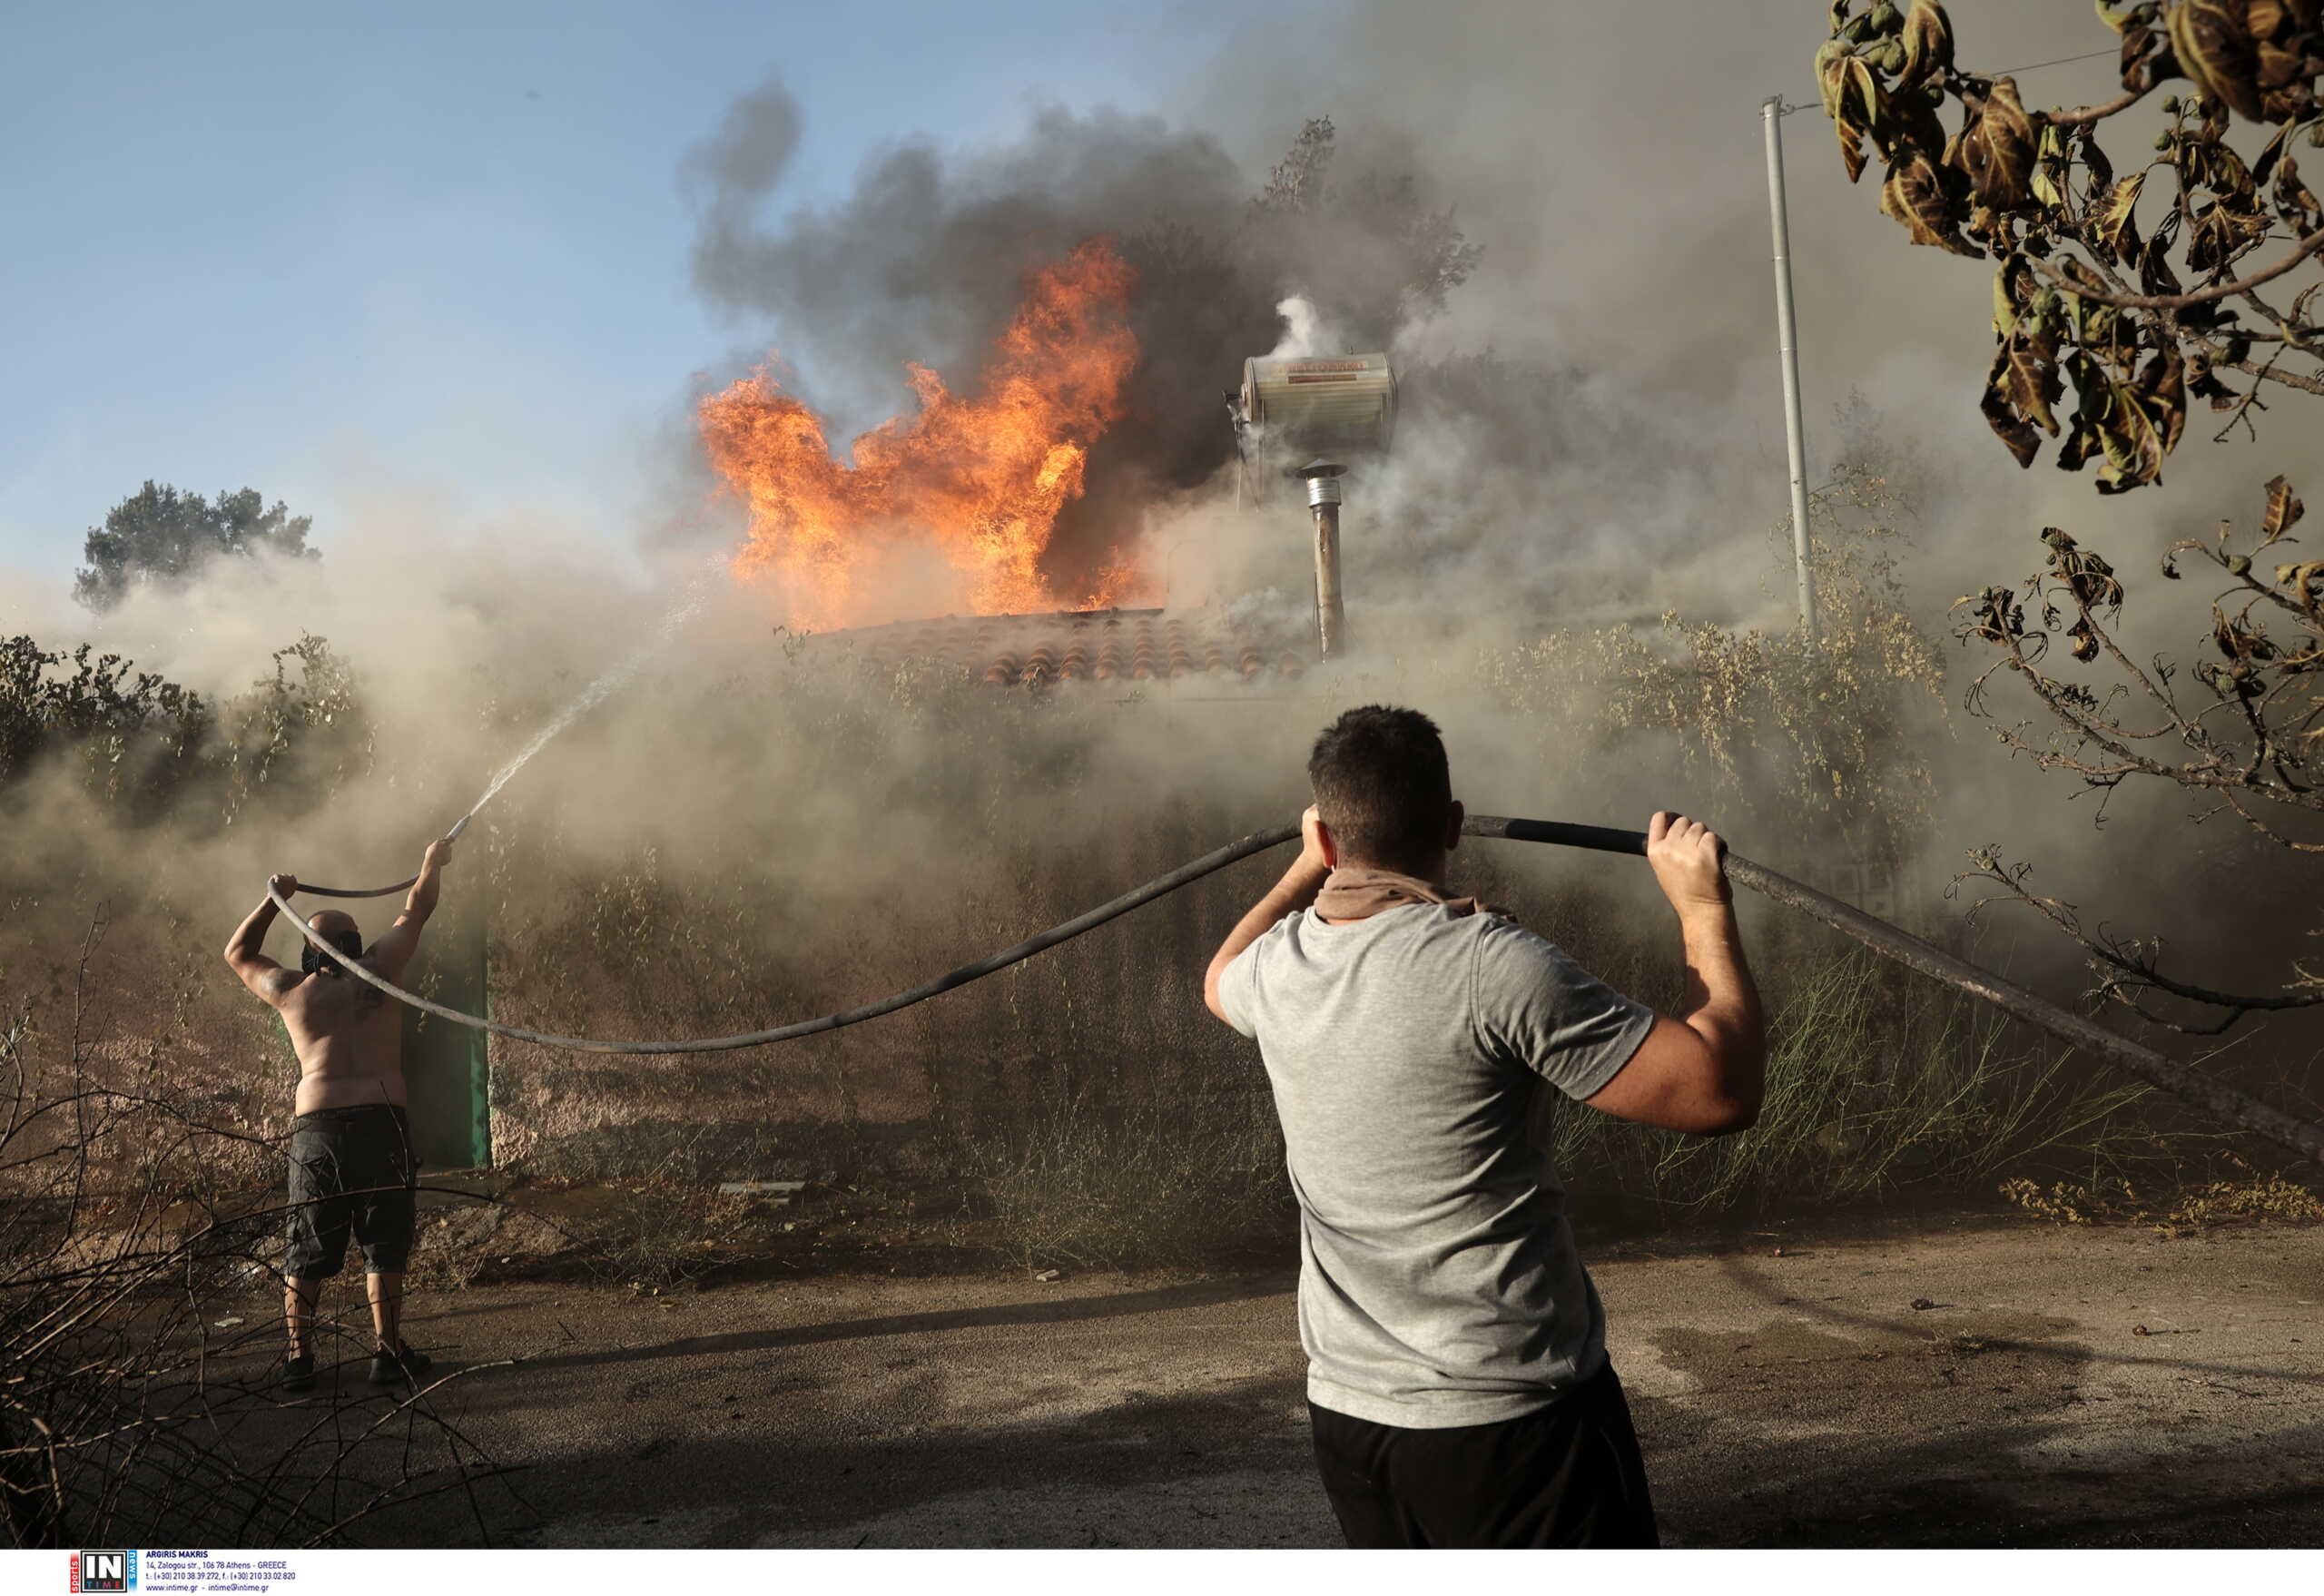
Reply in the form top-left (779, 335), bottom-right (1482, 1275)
top-left (0, 0), bottom-right (1253, 598)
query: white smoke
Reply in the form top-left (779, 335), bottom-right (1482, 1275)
top-left (1265, 294), bottom-right (1354, 360)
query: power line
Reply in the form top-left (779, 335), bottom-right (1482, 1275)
top-left (1777, 43), bottom-right (2123, 114)
top-left (1989, 46), bottom-right (2122, 76)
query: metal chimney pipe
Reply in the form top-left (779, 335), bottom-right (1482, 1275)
top-left (1299, 458), bottom-right (1348, 661)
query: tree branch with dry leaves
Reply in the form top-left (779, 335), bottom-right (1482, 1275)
top-left (1957, 846), bottom-right (2322, 1034)
top-left (1817, 0), bottom-right (2324, 491)
top-left (1947, 476), bottom-right (2324, 1032)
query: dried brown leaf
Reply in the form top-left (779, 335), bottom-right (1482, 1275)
top-left (1882, 152), bottom-right (1981, 254)
top-left (2261, 473), bottom-right (2306, 539)
top-left (2169, 0), bottom-right (2267, 121)
top-left (2093, 170), bottom-right (2148, 265)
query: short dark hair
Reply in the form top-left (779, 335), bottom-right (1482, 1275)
top-left (1307, 705), bottom-right (1452, 872)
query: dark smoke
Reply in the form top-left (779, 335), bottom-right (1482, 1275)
top-left (680, 78), bottom-right (1486, 597)
top-left (683, 74), bottom-right (805, 283)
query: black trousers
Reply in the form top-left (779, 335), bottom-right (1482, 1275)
top-left (1308, 1360), bottom-right (1659, 1549)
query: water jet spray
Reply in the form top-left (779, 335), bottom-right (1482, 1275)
top-left (297, 566), bottom-right (719, 899)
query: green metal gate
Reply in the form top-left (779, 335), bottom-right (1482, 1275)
top-left (398, 903), bottom-right (492, 1170)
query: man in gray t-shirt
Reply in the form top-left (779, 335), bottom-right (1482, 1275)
top-left (1204, 705), bottom-right (1765, 1550)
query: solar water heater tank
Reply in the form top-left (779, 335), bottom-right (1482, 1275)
top-left (1237, 352), bottom-right (1396, 457)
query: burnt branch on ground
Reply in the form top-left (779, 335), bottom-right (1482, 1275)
top-left (0, 919), bottom-right (520, 1548)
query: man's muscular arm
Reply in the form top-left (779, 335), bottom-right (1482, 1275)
top-left (224, 874), bottom-right (302, 1004)
top-left (1583, 813), bottom-right (1767, 1136)
top-left (367, 838), bottom-right (452, 982)
top-left (1204, 807), bottom-right (1332, 1023)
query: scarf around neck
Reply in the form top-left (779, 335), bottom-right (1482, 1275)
top-left (1313, 865), bottom-right (1504, 923)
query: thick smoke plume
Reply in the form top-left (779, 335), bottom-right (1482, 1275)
top-left (662, 5), bottom-right (2323, 1096)
top-left (682, 83), bottom-right (1491, 609)
top-left (5, 2), bottom-right (2318, 1181)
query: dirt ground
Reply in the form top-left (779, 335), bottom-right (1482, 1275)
top-left (221, 1208), bottom-right (2323, 1549)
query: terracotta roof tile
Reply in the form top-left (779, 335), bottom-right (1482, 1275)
top-left (826, 608), bottom-right (1308, 688)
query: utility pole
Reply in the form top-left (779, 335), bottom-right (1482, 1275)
top-left (1763, 95), bottom-right (1819, 641)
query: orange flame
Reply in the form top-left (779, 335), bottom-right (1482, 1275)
top-left (698, 238), bottom-right (1143, 632)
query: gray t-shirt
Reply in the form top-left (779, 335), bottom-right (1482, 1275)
top-left (1218, 902), bottom-right (1655, 1428)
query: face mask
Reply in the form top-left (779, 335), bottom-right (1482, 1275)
top-left (300, 930), bottom-right (365, 976)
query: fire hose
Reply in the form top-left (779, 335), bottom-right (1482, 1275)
top-left (272, 814), bottom-right (2324, 1164)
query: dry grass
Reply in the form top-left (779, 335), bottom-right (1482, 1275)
top-left (1546, 950), bottom-right (2154, 1215)
top-left (971, 1085), bottom-right (1290, 1272)
top-left (582, 1134), bottom-right (754, 1290)
top-left (1999, 1167), bottom-right (2324, 1234)
top-left (972, 949), bottom-right (2175, 1266)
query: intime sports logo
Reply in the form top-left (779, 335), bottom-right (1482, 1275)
top-left (68, 1550), bottom-right (137, 1592)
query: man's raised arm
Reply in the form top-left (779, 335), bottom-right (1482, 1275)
top-left (223, 874), bottom-right (301, 1004)
top-left (1583, 813), bottom-right (1767, 1137)
top-left (366, 839), bottom-right (453, 983)
top-left (1203, 806), bottom-right (1333, 1024)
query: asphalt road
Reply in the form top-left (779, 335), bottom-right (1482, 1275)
top-left (306, 1214), bottom-right (2321, 1548)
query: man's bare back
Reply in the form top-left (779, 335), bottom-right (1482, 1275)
top-left (223, 840), bottom-right (453, 1115)
top-left (277, 960), bottom-right (407, 1114)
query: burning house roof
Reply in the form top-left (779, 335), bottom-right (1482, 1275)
top-left (696, 238), bottom-right (1328, 689)
top-left (826, 607), bottom-right (1307, 688)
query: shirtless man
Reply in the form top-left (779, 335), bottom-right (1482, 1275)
top-left (223, 838), bottom-right (452, 1393)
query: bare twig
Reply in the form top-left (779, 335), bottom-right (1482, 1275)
top-left (2048, 84), bottom-right (2157, 127)
top-left (2032, 228), bottom-right (2324, 310)
top-left (1957, 850), bottom-right (2324, 1035)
